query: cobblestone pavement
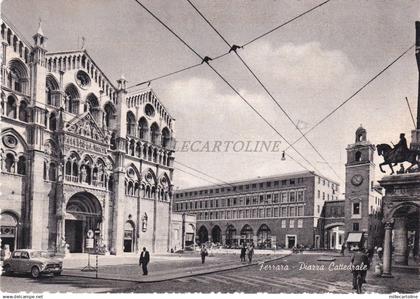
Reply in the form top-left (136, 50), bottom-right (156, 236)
top-left (1, 253), bottom-right (419, 293)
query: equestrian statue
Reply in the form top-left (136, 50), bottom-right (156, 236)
top-left (377, 133), bottom-right (420, 174)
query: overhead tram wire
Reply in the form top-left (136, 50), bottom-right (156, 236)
top-left (126, 51), bottom-right (231, 91)
top-left (241, 0), bottom-right (331, 48)
top-left (126, 0), bottom-right (332, 90)
top-left (186, 0), bottom-right (343, 183)
top-left (283, 44), bottom-right (416, 152)
top-left (132, 0), bottom-right (325, 176)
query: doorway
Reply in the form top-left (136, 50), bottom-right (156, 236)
top-left (65, 220), bottom-right (83, 253)
top-left (286, 235), bottom-right (296, 248)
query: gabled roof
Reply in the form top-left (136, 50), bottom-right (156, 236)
top-left (46, 49), bottom-right (117, 92)
top-left (64, 112), bottom-right (108, 144)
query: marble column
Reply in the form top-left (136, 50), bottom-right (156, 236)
top-left (393, 217), bottom-right (408, 265)
top-left (382, 221), bottom-right (394, 278)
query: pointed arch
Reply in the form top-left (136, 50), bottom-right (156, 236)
top-left (6, 95), bottom-right (17, 119)
top-left (138, 117), bottom-right (148, 140)
top-left (46, 74), bottom-right (60, 106)
top-left (150, 122), bottom-right (160, 144)
top-left (64, 83), bottom-right (80, 114)
top-left (143, 168), bottom-right (157, 185)
top-left (8, 58), bottom-right (29, 94)
top-left (104, 101), bottom-right (117, 129)
top-left (161, 127), bottom-right (171, 148)
top-left (126, 111), bottom-right (136, 136)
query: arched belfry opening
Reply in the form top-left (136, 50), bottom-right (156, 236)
top-left (355, 125), bottom-right (367, 143)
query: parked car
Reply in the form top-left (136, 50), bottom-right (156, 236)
top-left (2, 249), bottom-right (63, 278)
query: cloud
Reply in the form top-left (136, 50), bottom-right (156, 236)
top-left (158, 41), bottom-right (365, 188)
top-left (243, 41), bottom-right (358, 91)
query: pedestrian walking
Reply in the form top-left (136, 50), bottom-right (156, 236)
top-left (200, 245), bottom-right (208, 264)
top-left (247, 243), bottom-right (254, 264)
top-left (240, 243), bottom-right (246, 262)
top-left (350, 245), bottom-right (369, 290)
top-left (376, 246), bottom-right (383, 260)
top-left (341, 243), bottom-right (346, 256)
top-left (139, 247), bottom-right (150, 275)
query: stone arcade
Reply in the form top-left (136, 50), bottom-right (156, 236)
top-left (0, 18), bottom-right (177, 255)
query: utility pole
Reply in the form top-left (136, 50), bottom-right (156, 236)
top-left (411, 21), bottom-right (420, 151)
top-left (416, 21), bottom-right (420, 129)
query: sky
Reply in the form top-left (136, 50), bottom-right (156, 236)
top-left (2, 0), bottom-right (419, 191)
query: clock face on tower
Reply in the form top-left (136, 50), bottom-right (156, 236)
top-left (351, 174), bottom-right (364, 186)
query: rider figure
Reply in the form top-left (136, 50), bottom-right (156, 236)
top-left (392, 133), bottom-right (409, 161)
top-left (350, 245), bottom-right (369, 290)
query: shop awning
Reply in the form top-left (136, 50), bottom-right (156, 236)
top-left (346, 232), bottom-right (363, 243)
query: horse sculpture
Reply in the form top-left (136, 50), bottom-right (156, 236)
top-left (376, 143), bottom-right (420, 174)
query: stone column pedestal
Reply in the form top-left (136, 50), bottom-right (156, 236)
top-left (382, 221), bottom-right (394, 278)
top-left (393, 217), bottom-right (409, 265)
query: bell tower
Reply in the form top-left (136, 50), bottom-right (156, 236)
top-left (344, 126), bottom-right (376, 248)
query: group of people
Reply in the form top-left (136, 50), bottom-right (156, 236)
top-left (240, 243), bottom-right (255, 263)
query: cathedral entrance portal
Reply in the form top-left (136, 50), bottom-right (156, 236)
top-left (65, 192), bottom-right (102, 253)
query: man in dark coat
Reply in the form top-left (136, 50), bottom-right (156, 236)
top-left (200, 245), bottom-right (208, 264)
top-left (350, 246), bottom-right (369, 289)
top-left (139, 247), bottom-right (150, 275)
top-left (240, 243), bottom-right (246, 262)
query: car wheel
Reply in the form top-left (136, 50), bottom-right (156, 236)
top-left (3, 264), bottom-right (12, 275)
top-left (31, 266), bottom-right (40, 279)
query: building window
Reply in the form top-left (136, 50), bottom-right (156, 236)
top-left (289, 192), bottom-right (296, 202)
top-left (298, 206), bottom-right (304, 216)
top-left (297, 219), bottom-right (303, 228)
top-left (281, 220), bottom-right (286, 228)
top-left (290, 206), bottom-right (295, 217)
top-left (281, 207), bottom-right (287, 217)
top-left (281, 192), bottom-right (288, 203)
top-left (289, 220), bottom-right (295, 228)
top-left (273, 193), bottom-right (279, 203)
top-left (353, 203), bottom-right (360, 215)
top-left (322, 192), bottom-right (325, 200)
top-left (353, 222), bottom-right (359, 231)
top-left (317, 205), bottom-right (320, 214)
top-left (282, 180), bottom-right (287, 186)
top-left (274, 207), bottom-right (279, 217)
top-left (297, 191), bottom-right (304, 201)
top-left (266, 208), bottom-right (271, 217)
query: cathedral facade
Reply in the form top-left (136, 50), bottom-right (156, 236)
top-left (0, 18), bottom-right (176, 255)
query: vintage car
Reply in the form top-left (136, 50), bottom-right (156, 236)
top-left (2, 249), bottom-right (63, 278)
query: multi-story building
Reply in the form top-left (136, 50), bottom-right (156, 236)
top-left (0, 17), bottom-right (176, 255)
top-left (174, 171), bottom-right (340, 249)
